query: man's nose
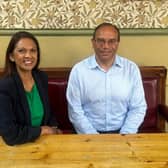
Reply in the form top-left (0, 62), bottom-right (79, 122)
top-left (103, 41), bottom-right (110, 48)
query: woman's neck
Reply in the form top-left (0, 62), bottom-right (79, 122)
top-left (19, 71), bottom-right (34, 92)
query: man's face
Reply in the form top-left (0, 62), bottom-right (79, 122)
top-left (92, 26), bottom-right (119, 63)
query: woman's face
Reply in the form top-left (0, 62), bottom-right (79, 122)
top-left (10, 38), bottom-right (38, 74)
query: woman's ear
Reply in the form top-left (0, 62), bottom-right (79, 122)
top-left (9, 55), bottom-right (15, 62)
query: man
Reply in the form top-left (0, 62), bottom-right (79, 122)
top-left (66, 22), bottom-right (147, 134)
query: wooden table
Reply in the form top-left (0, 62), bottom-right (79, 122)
top-left (0, 133), bottom-right (168, 168)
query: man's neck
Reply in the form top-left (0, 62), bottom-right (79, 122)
top-left (96, 57), bottom-right (115, 72)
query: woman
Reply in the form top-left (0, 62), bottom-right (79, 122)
top-left (0, 31), bottom-right (61, 146)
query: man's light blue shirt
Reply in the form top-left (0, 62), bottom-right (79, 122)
top-left (66, 55), bottom-right (147, 134)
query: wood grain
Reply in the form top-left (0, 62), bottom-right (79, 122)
top-left (0, 134), bottom-right (168, 168)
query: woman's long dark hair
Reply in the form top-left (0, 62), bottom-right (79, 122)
top-left (2, 31), bottom-right (40, 77)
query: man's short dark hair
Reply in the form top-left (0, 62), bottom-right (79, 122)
top-left (92, 22), bottom-right (120, 42)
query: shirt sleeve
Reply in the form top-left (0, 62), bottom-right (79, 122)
top-left (66, 67), bottom-right (99, 134)
top-left (120, 65), bottom-right (147, 134)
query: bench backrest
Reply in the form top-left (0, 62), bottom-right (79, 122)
top-left (139, 66), bottom-right (167, 132)
top-left (0, 67), bottom-right (166, 133)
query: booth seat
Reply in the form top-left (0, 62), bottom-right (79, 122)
top-left (42, 66), bottom-right (168, 133)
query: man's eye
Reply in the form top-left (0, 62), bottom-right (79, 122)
top-left (98, 39), bottom-right (104, 42)
top-left (97, 39), bottom-right (105, 44)
top-left (109, 39), bottom-right (117, 44)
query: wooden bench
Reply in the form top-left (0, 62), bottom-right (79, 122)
top-left (0, 66), bottom-right (168, 133)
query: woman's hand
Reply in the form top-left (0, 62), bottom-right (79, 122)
top-left (40, 126), bottom-right (62, 135)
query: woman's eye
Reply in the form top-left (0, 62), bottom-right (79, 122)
top-left (18, 49), bottom-right (26, 54)
top-left (31, 49), bottom-right (37, 53)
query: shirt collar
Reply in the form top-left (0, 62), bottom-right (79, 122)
top-left (88, 54), bottom-right (123, 69)
top-left (113, 55), bottom-right (123, 68)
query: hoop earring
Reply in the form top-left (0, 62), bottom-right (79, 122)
top-left (10, 57), bottom-right (15, 62)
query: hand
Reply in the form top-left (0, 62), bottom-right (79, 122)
top-left (40, 126), bottom-right (62, 135)
top-left (40, 126), bottom-right (56, 135)
top-left (52, 127), bottom-right (63, 134)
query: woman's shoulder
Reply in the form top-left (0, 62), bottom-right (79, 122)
top-left (33, 69), bottom-right (48, 84)
top-left (33, 69), bottom-right (48, 78)
top-left (0, 76), bottom-right (13, 86)
top-left (0, 76), bottom-right (14, 91)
